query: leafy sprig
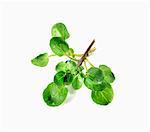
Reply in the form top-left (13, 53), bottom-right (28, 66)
top-left (31, 23), bottom-right (116, 106)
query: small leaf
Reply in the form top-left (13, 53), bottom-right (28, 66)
top-left (50, 37), bottom-right (69, 56)
top-left (54, 71), bottom-right (66, 86)
top-left (91, 85), bottom-right (114, 105)
top-left (43, 82), bottom-right (68, 106)
top-left (51, 23), bottom-right (70, 40)
top-left (31, 53), bottom-right (49, 67)
top-left (87, 67), bottom-right (103, 83)
top-left (55, 61), bottom-right (67, 72)
top-left (72, 74), bottom-right (83, 90)
top-left (99, 65), bottom-right (115, 83)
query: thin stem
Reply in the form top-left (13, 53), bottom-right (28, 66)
top-left (78, 39), bottom-right (95, 66)
top-left (73, 47), bottom-right (96, 57)
top-left (85, 58), bottom-right (94, 67)
top-left (65, 54), bottom-right (79, 62)
top-left (84, 61), bottom-right (88, 71)
top-left (48, 54), bottom-right (56, 57)
top-left (88, 47), bottom-right (96, 55)
top-left (73, 53), bottom-right (83, 57)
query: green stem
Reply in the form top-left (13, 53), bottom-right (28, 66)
top-left (48, 54), bottom-right (56, 57)
top-left (78, 39), bottom-right (95, 66)
top-left (73, 53), bottom-right (83, 57)
top-left (84, 61), bottom-right (88, 71)
top-left (88, 47), bottom-right (96, 55)
top-left (85, 58), bottom-right (94, 67)
top-left (73, 47), bottom-right (96, 57)
top-left (65, 54), bottom-right (79, 62)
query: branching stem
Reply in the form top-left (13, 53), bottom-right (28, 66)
top-left (49, 39), bottom-right (96, 68)
top-left (73, 53), bottom-right (83, 57)
top-left (65, 54), bottom-right (79, 62)
top-left (78, 39), bottom-right (95, 66)
top-left (84, 61), bottom-right (88, 71)
top-left (88, 47), bottom-right (96, 56)
top-left (73, 47), bottom-right (96, 57)
top-left (49, 53), bottom-right (79, 62)
top-left (85, 58), bottom-right (94, 67)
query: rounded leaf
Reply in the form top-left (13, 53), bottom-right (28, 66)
top-left (43, 82), bottom-right (68, 106)
top-left (72, 74), bottom-right (83, 90)
top-left (93, 81), bottom-right (111, 91)
top-left (99, 65), bottom-right (115, 83)
top-left (54, 71), bottom-right (73, 86)
top-left (50, 37), bottom-right (69, 56)
top-left (55, 61), bottom-right (67, 72)
top-left (84, 77), bottom-right (109, 91)
top-left (54, 71), bottom-right (66, 86)
top-left (31, 53), bottom-right (49, 67)
top-left (87, 67), bottom-right (103, 83)
top-left (91, 86), bottom-right (114, 105)
top-left (51, 23), bottom-right (70, 40)
top-left (84, 77), bottom-right (94, 90)
top-left (66, 60), bottom-right (77, 74)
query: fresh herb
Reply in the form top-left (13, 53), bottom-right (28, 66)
top-left (31, 23), bottom-right (116, 106)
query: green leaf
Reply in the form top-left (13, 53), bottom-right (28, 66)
top-left (99, 65), bottom-right (115, 83)
top-left (55, 61), bottom-right (67, 72)
top-left (78, 66), bottom-right (84, 71)
top-left (31, 53), bottom-right (49, 67)
top-left (43, 82), bottom-right (68, 106)
top-left (54, 71), bottom-right (73, 86)
top-left (91, 85), bottom-right (114, 105)
top-left (55, 60), bottom-right (77, 74)
top-left (50, 37), bottom-right (69, 56)
top-left (84, 77), bottom-right (109, 91)
top-left (80, 71), bottom-right (85, 78)
top-left (51, 23), bottom-right (70, 40)
top-left (72, 74), bottom-right (83, 90)
top-left (93, 81), bottom-right (111, 91)
top-left (84, 77), bottom-right (94, 90)
top-left (64, 73), bottom-right (73, 85)
top-left (54, 71), bottom-right (66, 86)
top-left (86, 67), bottom-right (103, 83)
top-left (66, 60), bottom-right (77, 74)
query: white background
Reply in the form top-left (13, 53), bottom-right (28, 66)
top-left (0, 1), bottom-right (149, 131)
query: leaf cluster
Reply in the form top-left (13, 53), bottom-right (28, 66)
top-left (31, 23), bottom-right (116, 106)
top-left (84, 66), bottom-right (115, 105)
